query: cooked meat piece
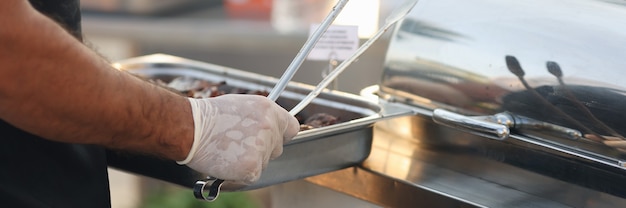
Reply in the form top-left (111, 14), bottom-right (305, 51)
top-left (303, 113), bottom-right (339, 128)
top-left (229, 88), bottom-right (269, 96)
top-left (300, 124), bottom-right (315, 131)
top-left (152, 77), bottom-right (341, 131)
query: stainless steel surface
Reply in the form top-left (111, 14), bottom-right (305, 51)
top-left (382, 0), bottom-right (626, 112)
top-left (433, 109), bottom-right (509, 140)
top-left (307, 115), bottom-right (626, 207)
top-left (381, 0), bottom-right (626, 157)
top-left (433, 109), bottom-right (586, 141)
top-left (193, 177), bottom-right (223, 202)
top-left (110, 54), bottom-right (414, 191)
top-left (370, 0), bottom-right (626, 202)
top-left (304, 1), bottom-right (626, 205)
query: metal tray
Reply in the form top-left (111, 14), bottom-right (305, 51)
top-left (108, 54), bottom-right (413, 191)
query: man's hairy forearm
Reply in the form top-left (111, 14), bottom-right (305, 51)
top-left (0, 0), bottom-right (193, 161)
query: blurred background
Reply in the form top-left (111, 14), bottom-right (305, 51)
top-left (80, 0), bottom-right (403, 207)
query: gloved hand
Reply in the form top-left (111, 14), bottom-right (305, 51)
top-left (178, 94), bottom-right (300, 184)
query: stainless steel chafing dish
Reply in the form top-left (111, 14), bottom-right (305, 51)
top-left (377, 0), bottom-right (626, 164)
top-left (105, 54), bottom-right (413, 192)
top-left (379, 0), bottom-right (626, 171)
top-left (306, 0), bottom-right (626, 207)
top-left (105, 1), bottom-right (626, 206)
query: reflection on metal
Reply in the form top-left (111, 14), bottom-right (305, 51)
top-left (344, 0), bottom-right (626, 205)
top-left (504, 55), bottom-right (615, 144)
top-left (433, 107), bottom-right (590, 141)
top-left (546, 61), bottom-right (624, 140)
top-left (433, 109), bottom-right (510, 140)
top-left (381, 0), bottom-right (626, 173)
top-left (193, 177), bottom-right (224, 202)
top-left (308, 116), bottom-right (626, 207)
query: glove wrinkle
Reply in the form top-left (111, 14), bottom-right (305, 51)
top-left (179, 94), bottom-right (299, 185)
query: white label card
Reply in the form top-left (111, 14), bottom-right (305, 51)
top-left (306, 24), bottom-right (359, 61)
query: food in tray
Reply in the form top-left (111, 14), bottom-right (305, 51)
top-left (299, 113), bottom-right (339, 131)
top-left (155, 77), bottom-right (269, 98)
top-left (153, 77), bottom-right (339, 131)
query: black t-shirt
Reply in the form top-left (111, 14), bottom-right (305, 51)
top-left (0, 1), bottom-right (111, 207)
top-left (28, 0), bottom-right (82, 39)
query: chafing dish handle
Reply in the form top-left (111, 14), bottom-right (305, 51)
top-left (433, 109), bottom-right (510, 140)
top-left (193, 177), bottom-right (224, 202)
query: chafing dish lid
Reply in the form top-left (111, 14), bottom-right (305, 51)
top-left (380, 0), bottom-right (626, 162)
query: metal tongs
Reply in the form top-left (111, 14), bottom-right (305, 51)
top-left (270, 0), bottom-right (420, 115)
top-left (267, 0), bottom-right (352, 102)
top-left (194, 0), bottom-right (350, 202)
top-left (193, 0), bottom-right (419, 202)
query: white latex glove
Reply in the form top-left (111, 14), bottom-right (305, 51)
top-left (178, 94), bottom-right (300, 184)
